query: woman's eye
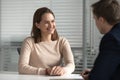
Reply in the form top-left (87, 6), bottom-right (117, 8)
top-left (52, 20), bottom-right (55, 23)
top-left (44, 21), bottom-right (48, 24)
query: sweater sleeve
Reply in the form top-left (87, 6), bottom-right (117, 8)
top-left (60, 37), bottom-right (75, 74)
top-left (18, 37), bottom-right (46, 75)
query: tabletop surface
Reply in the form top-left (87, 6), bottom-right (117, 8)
top-left (0, 71), bottom-right (83, 80)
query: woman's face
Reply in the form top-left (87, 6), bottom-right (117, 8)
top-left (36, 13), bottom-right (56, 35)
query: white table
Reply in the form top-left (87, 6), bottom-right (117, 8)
top-left (0, 71), bottom-right (83, 80)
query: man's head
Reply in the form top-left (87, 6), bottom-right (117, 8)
top-left (91, 0), bottom-right (120, 34)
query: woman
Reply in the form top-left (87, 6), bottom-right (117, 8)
top-left (81, 0), bottom-right (120, 80)
top-left (18, 7), bottom-right (75, 76)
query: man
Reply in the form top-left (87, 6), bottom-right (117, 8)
top-left (81, 0), bottom-right (120, 80)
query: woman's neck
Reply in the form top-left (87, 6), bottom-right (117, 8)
top-left (41, 34), bottom-right (52, 42)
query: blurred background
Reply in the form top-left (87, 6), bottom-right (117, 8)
top-left (0, 0), bottom-right (102, 73)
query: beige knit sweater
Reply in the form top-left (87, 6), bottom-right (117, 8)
top-left (18, 37), bottom-right (75, 75)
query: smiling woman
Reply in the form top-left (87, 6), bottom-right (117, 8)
top-left (0, 0), bottom-right (83, 74)
top-left (18, 7), bottom-right (75, 76)
top-left (31, 7), bottom-right (58, 43)
top-left (36, 13), bottom-right (56, 35)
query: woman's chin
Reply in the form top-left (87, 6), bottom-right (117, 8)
top-left (47, 32), bottom-right (54, 34)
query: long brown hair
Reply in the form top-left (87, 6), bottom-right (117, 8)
top-left (31, 7), bottom-right (59, 43)
top-left (91, 0), bottom-right (120, 25)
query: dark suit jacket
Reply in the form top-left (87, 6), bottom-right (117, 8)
top-left (89, 23), bottom-right (120, 80)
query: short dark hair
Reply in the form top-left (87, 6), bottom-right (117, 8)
top-left (91, 0), bottom-right (120, 25)
top-left (31, 7), bottom-right (59, 43)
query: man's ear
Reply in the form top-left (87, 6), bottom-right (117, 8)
top-left (99, 17), bottom-right (106, 23)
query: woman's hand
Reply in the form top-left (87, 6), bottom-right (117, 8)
top-left (81, 69), bottom-right (91, 80)
top-left (46, 68), bottom-right (52, 75)
top-left (49, 66), bottom-right (65, 76)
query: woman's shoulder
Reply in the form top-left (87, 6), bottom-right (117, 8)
top-left (59, 36), bottom-right (67, 41)
top-left (58, 36), bottom-right (69, 43)
top-left (23, 36), bottom-right (34, 43)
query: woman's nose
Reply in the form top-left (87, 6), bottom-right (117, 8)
top-left (49, 22), bottom-right (53, 27)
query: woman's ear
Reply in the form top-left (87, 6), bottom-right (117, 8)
top-left (35, 22), bottom-right (40, 28)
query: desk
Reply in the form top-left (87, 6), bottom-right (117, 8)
top-left (0, 71), bottom-right (83, 80)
